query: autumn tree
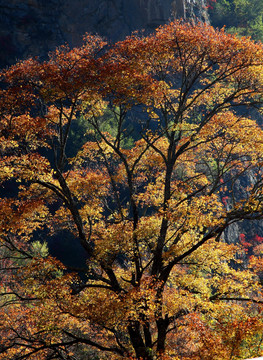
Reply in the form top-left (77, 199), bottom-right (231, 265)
top-left (0, 22), bottom-right (263, 360)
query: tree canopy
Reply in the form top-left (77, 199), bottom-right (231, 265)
top-left (209, 0), bottom-right (263, 42)
top-left (0, 21), bottom-right (263, 359)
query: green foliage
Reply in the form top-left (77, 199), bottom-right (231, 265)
top-left (31, 240), bottom-right (49, 258)
top-left (209, 0), bottom-right (263, 41)
top-left (67, 107), bottom-right (134, 158)
top-left (94, 106), bottom-right (134, 149)
top-left (66, 115), bottom-right (90, 158)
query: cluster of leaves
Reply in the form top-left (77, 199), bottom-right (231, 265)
top-left (209, 0), bottom-right (263, 42)
top-left (0, 22), bottom-right (263, 359)
top-left (206, 0), bottom-right (217, 10)
top-left (239, 233), bottom-right (263, 255)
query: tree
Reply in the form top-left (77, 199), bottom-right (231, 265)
top-left (209, 0), bottom-right (263, 42)
top-left (0, 21), bottom-right (263, 360)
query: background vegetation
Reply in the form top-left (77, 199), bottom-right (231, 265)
top-left (209, 0), bottom-right (263, 41)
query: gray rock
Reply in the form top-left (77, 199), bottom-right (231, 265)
top-left (0, 0), bottom-right (209, 67)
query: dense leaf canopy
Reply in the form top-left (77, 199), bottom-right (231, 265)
top-left (0, 21), bottom-right (263, 359)
top-left (209, 0), bottom-right (263, 41)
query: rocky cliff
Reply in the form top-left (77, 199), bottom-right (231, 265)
top-left (0, 0), bottom-right (208, 67)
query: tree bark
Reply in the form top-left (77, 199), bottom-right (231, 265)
top-left (156, 316), bottom-right (169, 355)
top-left (128, 322), bottom-right (153, 360)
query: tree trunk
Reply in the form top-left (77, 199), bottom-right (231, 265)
top-left (156, 316), bottom-right (169, 355)
top-left (128, 322), bottom-right (154, 360)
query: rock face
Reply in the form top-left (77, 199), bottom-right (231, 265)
top-left (0, 0), bottom-right (208, 67)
